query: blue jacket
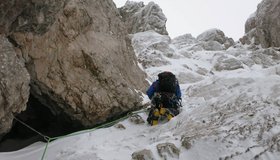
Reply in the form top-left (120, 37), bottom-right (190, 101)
top-left (146, 80), bottom-right (181, 100)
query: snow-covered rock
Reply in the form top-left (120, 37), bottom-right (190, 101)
top-left (129, 114), bottom-right (145, 124)
top-left (201, 41), bottom-right (225, 51)
top-left (131, 30), bottom-right (174, 68)
top-left (156, 143), bottom-right (180, 159)
top-left (214, 56), bottom-right (243, 71)
top-left (132, 149), bottom-right (154, 160)
top-left (197, 28), bottom-right (235, 49)
top-left (177, 72), bottom-right (204, 84)
top-left (119, 1), bottom-right (168, 35)
top-left (245, 12), bottom-right (257, 34)
top-left (250, 48), bottom-right (280, 68)
top-left (197, 28), bottom-right (227, 44)
top-left (242, 0), bottom-right (280, 47)
top-left (171, 34), bottom-right (198, 49)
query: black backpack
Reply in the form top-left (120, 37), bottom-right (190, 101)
top-left (157, 72), bottom-right (177, 94)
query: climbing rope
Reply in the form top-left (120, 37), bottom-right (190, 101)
top-left (12, 107), bottom-right (148, 160)
top-left (13, 116), bottom-right (51, 141)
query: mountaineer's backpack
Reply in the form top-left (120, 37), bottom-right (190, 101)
top-left (157, 72), bottom-right (177, 94)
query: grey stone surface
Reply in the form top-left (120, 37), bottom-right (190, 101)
top-left (156, 142), bottom-right (180, 160)
top-left (242, 0), bottom-right (280, 47)
top-left (0, 0), bottom-right (148, 129)
top-left (0, 36), bottom-right (30, 139)
top-left (119, 1), bottom-right (168, 35)
top-left (132, 149), bottom-right (155, 160)
top-left (214, 57), bottom-right (244, 71)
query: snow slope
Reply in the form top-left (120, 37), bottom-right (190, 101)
top-left (1, 30), bottom-right (280, 160)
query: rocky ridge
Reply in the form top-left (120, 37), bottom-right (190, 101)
top-left (240, 0), bottom-right (280, 47)
top-left (119, 1), bottom-right (168, 35)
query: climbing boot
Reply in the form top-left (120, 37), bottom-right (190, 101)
top-left (152, 120), bottom-right (158, 126)
top-left (167, 114), bottom-right (173, 121)
top-left (148, 109), bottom-right (159, 126)
top-left (159, 107), bottom-right (166, 115)
top-left (164, 108), bottom-right (174, 121)
top-left (153, 109), bottom-right (160, 117)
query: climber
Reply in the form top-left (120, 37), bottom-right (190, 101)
top-left (146, 71), bottom-right (182, 126)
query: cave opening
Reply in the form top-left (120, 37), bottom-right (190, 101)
top-left (0, 95), bottom-right (83, 152)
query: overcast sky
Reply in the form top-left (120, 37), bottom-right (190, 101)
top-left (113, 0), bottom-right (262, 41)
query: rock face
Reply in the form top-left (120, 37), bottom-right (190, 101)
top-left (197, 29), bottom-right (227, 44)
top-left (156, 143), bottom-right (180, 159)
top-left (132, 31), bottom-right (173, 69)
top-left (197, 28), bottom-right (235, 49)
top-left (0, 0), bottom-right (148, 129)
top-left (0, 0), bottom-right (65, 35)
top-left (241, 0), bottom-right (280, 47)
top-left (119, 1), bottom-right (168, 35)
top-left (132, 149), bottom-right (154, 160)
top-left (0, 36), bottom-right (30, 139)
top-left (214, 56), bottom-right (243, 71)
top-left (171, 34), bottom-right (198, 49)
top-left (245, 13), bottom-right (257, 34)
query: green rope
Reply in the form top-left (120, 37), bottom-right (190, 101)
top-left (49, 114), bottom-right (130, 140)
top-left (13, 116), bottom-right (51, 140)
top-left (41, 139), bottom-right (51, 160)
top-left (13, 108), bottom-right (148, 160)
top-left (40, 108), bottom-right (147, 159)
